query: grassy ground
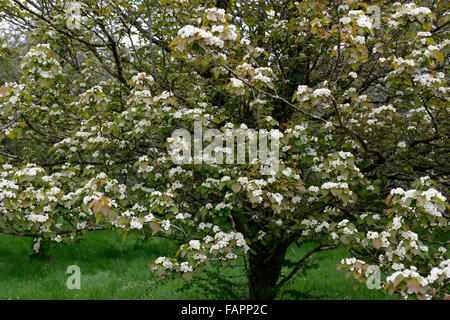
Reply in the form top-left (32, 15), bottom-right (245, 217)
top-left (0, 231), bottom-right (395, 300)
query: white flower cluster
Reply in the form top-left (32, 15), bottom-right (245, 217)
top-left (251, 67), bottom-right (274, 86)
top-left (313, 88), bottom-right (332, 98)
top-left (177, 25), bottom-right (224, 48)
top-left (392, 3), bottom-right (432, 20)
top-left (341, 11), bottom-right (373, 29)
top-left (321, 182), bottom-right (349, 190)
top-left (295, 85), bottom-right (333, 101)
top-left (389, 186), bottom-right (446, 217)
top-left (368, 105), bottom-right (397, 118)
top-left (355, 14), bottom-right (373, 29)
top-left (130, 72), bottom-right (154, 88)
top-left (230, 78), bottom-right (244, 88)
top-left (20, 44), bottom-right (62, 79)
top-left (296, 85), bottom-right (309, 95)
top-left (300, 218), bottom-right (330, 236)
top-left (205, 8), bottom-right (226, 23)
top-left (414, 72), bottom-right (445, 87)
top-left (26, 213), bottom-right (49, 223)
top-left (386, 261), bottom-right (450, 290)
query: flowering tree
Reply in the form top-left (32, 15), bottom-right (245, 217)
top-left (0, 0), bottom-right (448, 299)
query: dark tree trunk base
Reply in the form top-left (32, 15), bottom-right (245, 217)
top-left (248, 243), bottom-right (289, 300)
top-left (29, 252), bottom-right (54, 260)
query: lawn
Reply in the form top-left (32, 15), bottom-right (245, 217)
top-left (0, 231), bottom-right (395, 300)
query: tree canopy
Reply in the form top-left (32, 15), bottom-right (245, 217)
top-left (0, 0), bottom-right (448, 300)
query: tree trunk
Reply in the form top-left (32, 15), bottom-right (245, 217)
top-left (29, 238), bottom-right (52, 260)
top-left (248, 244), bottom-right (289, 300)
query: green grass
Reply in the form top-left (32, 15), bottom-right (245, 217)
top-left (0, 231), bottom-right (395, 300)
